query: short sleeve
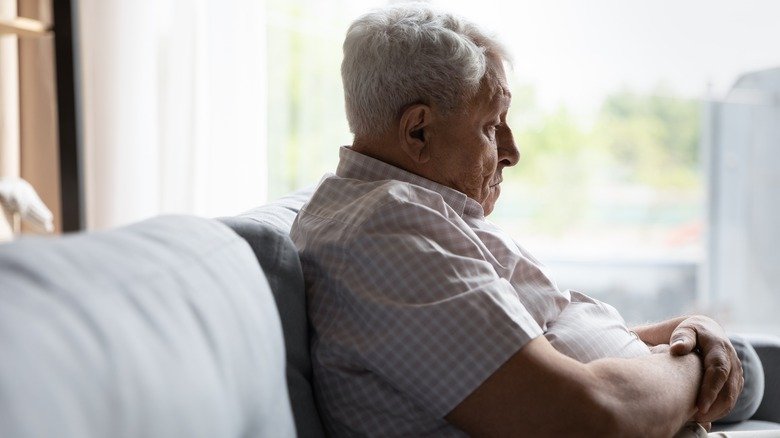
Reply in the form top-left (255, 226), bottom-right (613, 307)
top-left (339, 192), bottom-right (543, 417)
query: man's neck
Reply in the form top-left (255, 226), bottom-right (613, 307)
top-left (351, 136), bottom-right (421, 178)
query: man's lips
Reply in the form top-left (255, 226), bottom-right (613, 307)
top-left (489, 178), bottom-right (502, 188)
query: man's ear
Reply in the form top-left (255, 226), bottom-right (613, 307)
top-left (398, 104), bottom-right (432, 164)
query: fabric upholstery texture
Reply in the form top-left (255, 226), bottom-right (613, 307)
top-left (0, 215), bottom-right (294, 438)
top-left (220, 186), bottom-right (324, 438)
top-left (1, 187), bottom-right (779, 436)
top-left (749, 334), bottom-right (780, 423)
top-left (237, 187), bottom-right (314, 235)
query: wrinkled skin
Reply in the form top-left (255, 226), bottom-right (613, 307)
top-left (424, 62), bottom-right (519, 216)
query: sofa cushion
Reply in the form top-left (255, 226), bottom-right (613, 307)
top-left (237, 187), bottom-right (314, 235)
top-left (711, 420), bottom-right (780, 432)
top-left (0, 215), bottom-right (294, 438)
top-left (220, 186), bottom-right (324, 438)
top-left (748, 334), bottom-right (780, 424)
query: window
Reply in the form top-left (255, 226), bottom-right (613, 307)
top-left (265, 0), bottom-right (780, 334)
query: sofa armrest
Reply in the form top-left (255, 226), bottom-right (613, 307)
top-left (745, 334), bottom-right (780, 423)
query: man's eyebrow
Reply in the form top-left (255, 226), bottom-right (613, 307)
top-left (497, 87), bottom-right (512, 110)
top-left (493, 85), bottom-right (511, 103)
top-left (486, 84), bottom-right (511, 114)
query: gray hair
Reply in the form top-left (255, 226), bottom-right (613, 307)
top-left (341, 3), bottom-right (510, 137)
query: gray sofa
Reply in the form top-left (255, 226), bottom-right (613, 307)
top-left (1, 189), bottom-right (779, 437)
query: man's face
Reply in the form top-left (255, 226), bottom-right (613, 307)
top-left (426, 63), bottom-right (519, 216)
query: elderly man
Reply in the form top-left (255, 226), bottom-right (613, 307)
top-left (291, 4), bottom-right (744, 437)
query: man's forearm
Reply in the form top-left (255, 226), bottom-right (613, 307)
top-left (632, 316), bottom-right (688, 346)
top-left (586, 351), bottom-right (702, 437)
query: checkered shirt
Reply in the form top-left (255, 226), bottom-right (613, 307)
top-left (291, 146), bottom-right (649, 437)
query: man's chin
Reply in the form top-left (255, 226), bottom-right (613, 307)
top-left (482, 185), bottom-right (500, 216)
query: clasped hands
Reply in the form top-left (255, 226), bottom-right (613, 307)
top-left (669, 316), bottom-right (744, 427)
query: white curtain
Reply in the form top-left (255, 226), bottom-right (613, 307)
top-left (0, 0), bottom-right (20, 238)
top-left (78, 0), bottom-right (267, 230)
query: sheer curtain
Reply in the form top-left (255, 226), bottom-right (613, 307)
top-left (0, 0), bottom-right (20, 238)
top-left (78, 0), bottom-right (267, 230)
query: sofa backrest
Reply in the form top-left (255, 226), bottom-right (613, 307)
top-left (749, 334), bottom-right (780, 424)
top-left (0, 216), bottom-right (295, 438)
top-left (219, 186), bottom-right (325, 438)
top-left (235, 188), bottom-right (313, 235)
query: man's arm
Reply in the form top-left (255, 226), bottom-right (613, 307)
top-left (632, 316), bottom-right (689, 346)
top-left (632, 315), bottom-right (744, 422)
top-left (446, 336), bottom-right (702, 437)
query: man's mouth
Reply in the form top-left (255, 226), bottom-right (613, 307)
top-left (489, 179), bottom-right (502, 188)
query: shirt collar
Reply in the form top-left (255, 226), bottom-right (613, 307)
top-left (335, 146), bottom-right (485, 218)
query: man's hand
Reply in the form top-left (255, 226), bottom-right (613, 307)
top-left (669, 315), bottom-right (744, 422)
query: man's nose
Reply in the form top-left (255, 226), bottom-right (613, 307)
top-left (497, 125), bottom-right (520, 167)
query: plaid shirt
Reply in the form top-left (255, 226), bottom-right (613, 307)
top-left (291, 146), bottom-right (648, 437)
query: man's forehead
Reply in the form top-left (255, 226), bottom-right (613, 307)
top-left (488, 83), bottom-right (512, 110)
top-left (464, 66), bottom-right (511, 115)
top-left (483, 63), bottom-right (512, 107)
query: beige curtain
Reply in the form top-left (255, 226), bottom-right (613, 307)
top-left (18, 0), bottom-right (60, 234)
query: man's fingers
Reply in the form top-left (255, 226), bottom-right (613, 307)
top-left (712, 364), bottom-right (744, 419)
top-left (697, 341), bottom-right (741, 418)
top-left (670, 316), bottom-right (745, 422)
top-left (649, 344), bottom-right (671, 354)
top-left (697, 356), bottom-right (731, 414)
top-left (695, 369), bottom-right (741, 423)
top-left (669, 326), bottom-right (697, 355)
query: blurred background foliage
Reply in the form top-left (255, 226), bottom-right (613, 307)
top-left (262, 0), bottom-right (780, 331)
top-left (265, 0), bottom-right (704, 259)
top-left (495, 80), bottom-right (701, 240)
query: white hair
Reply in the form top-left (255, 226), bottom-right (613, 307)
top-left (341, 3), bottom-right (510, 138)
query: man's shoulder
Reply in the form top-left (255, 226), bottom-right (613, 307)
top-left (299, 175), bottom-right (454, 228)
